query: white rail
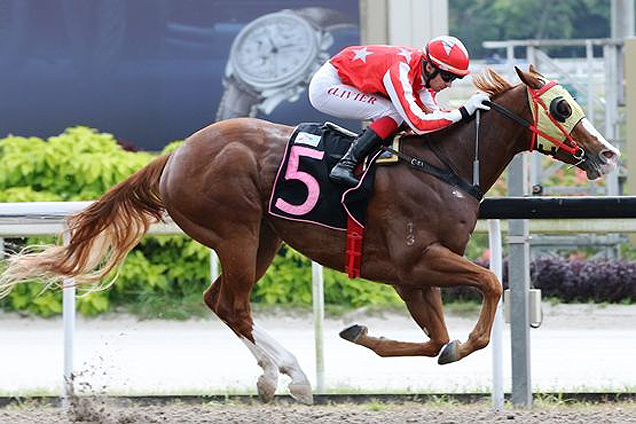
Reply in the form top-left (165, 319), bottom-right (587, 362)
top-left (3, 202), bottom-right (635, 236)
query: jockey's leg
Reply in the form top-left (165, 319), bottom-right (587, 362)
top-left (329, 117), bottom-right (399, 187)
top-left (309, 62), bottom-right (402, 187)
top-left (329, 127), bottom-right (382, 186)
top-left (308, 63), bottom-right (400, 123)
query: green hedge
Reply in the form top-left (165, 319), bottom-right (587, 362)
top-left (0, 127), bottom-right (400, 317)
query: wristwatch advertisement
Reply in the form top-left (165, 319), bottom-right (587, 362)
top-left (216, 7), bottom-right (353, 121)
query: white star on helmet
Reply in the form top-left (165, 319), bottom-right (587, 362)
top-left (439, 36), bottom-right (456, 55)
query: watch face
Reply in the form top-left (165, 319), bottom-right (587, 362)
top-left (230, 12), bottom-right (319, 90)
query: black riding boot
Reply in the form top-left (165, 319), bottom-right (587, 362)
top-left (329, 128), bottom-right (383, 187)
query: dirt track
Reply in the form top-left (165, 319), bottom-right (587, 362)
top-left (2, 400), bottom-right (636, 424)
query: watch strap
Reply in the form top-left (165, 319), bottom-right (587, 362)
top-left (215, 76), bottom-right (261, 121)
top-left (291, 7), bottom-right (353, 31)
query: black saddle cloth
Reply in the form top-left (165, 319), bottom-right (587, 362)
top-left (268, 122), bottom-right (379, 230)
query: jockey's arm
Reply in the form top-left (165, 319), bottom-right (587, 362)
top-left (382, 62), bottom-right (462, 135)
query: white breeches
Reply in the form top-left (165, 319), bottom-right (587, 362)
top-left (308, 62), bottom-right (403, 124)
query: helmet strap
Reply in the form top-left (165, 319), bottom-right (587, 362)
top-left (422, 61), bottom-right (439, 89)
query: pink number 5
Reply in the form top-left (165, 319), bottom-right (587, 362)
top-left (275, 146), bottom-right (325, 216)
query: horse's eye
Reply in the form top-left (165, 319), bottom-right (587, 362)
top-left (549, 96), bottom-right (572, 122)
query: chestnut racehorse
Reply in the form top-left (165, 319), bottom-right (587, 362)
top-left (0, 67), bottom-right (620, 404)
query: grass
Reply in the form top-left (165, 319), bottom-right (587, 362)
top-left (364, 400), bottom-right (388, 411)
top-left (0, 388), bottom-right (60, 398)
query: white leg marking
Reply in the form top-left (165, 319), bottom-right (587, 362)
top-left (252, 324), bottom-right (313, 404)
top-left (241, 337), bottom-right (278, 403)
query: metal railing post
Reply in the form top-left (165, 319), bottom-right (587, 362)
top-left (311, 261), bottom-right (325, 393)
top-left (586, 40), bottom-right (596, 125)
top-left (489, 219), bottom-right (504, 411)
top-left (209, 249), bottom-right (219, 282)
top-left (62, 228), bottom-right (76, 408)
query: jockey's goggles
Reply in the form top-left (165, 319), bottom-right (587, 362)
top-left (422, 61), bottom-right (462, 88)
top-left (438, 69), bottom-right (459, 83)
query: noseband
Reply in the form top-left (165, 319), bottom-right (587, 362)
top-left (485, 81), bottom-right (586, 164)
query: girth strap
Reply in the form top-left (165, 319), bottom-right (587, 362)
top-left (381, 146), bottom-right (483, 201)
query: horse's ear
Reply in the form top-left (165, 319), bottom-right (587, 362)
top-left (528, 63), bottom-right (541, 75)
top-left (515, 65), bottom-right (543, 89)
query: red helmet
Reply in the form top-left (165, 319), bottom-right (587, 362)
top-left (424, 36), bottom-right (470, 77)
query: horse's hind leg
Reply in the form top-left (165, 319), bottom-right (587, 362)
top-left (340, 286), bottom-right (450, 357)
top-left (204, 223), bottom-right (313, 404)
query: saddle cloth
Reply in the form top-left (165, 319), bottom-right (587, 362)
top-left (268, 122), bottom-right (382, 230)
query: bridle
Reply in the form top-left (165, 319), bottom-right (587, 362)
top-left (380, 80), bottom-right (588, 202)
top-left (486, 80), bottom-right (586, 163)
top-left (527, 81), bottom-right (585, 161)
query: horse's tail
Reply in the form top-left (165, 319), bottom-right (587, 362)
top-left (0, 153), bottom-right (172, 298)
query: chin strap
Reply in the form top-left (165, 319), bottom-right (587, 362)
top-left (422, 61), bottom-right (439, 89)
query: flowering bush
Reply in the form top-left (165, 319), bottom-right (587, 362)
top-left (531, 256), bottom-right (636, 303)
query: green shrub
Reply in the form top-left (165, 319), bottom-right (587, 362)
top-left (0, 127), bottom-right (154, 200)
top-left (253, 246), bottom-right (400, 307)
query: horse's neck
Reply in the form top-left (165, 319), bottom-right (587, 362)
top-left (417, 86), bottom-right (531, 193)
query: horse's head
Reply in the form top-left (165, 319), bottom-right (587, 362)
top-left (515, 65), bottom-right (620, 180)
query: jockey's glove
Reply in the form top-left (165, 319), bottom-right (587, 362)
top-left (460, 93), bottom-right (491, 119)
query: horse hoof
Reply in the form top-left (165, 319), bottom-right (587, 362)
top-left (339, 324), bottom-right (367, 342)
top-left (289, 382), bottom-right (314, 405)
top-left (438, 340), bottom-right (461, 365)
top-left (256, 375), bottom-right (277, 403)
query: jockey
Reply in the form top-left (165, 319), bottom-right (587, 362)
top-left (308, 35), bottom-right (491, 187)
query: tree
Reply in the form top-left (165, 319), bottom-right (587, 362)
top-left (449, 0), bottom-right (610, 59)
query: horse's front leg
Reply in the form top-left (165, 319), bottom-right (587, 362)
top-left (414, 243), bottom-right (502, 364)
top-left (340, 285), bottom-right (450, 357)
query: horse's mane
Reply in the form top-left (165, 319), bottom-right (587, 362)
top-left (472, 68), bottom-right (515, 97)
top-left (403, 67), bottom-right (529, 142)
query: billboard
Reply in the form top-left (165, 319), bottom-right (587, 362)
top-left (0, 1), bottom-right (360, 150)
